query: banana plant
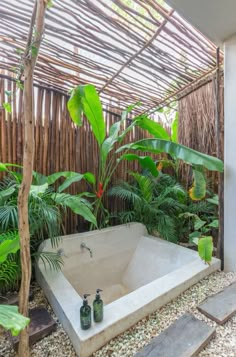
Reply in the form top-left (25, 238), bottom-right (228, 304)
top-left (67, 84), bottom-right (223, 227)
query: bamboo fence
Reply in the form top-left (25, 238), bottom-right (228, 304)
top-left (178, 73), bottom-right (224, 191)
top-left (0, 76), bottom-right (148, 233)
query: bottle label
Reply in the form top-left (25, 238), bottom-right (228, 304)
top-left (81, 316), bottom-right (91, 329)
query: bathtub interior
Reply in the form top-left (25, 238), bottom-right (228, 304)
top-left (60, 225), bottom-right (198, 304)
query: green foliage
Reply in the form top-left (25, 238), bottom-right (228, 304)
top-left (0, 231), bottom-right (21, 300)
top-left (189, 167), bottom-right (206, 200)
top-left (117, 138), bottom-right (224, 172)
top-left (110, 173), bottom-right (186, 242)
top-left (135, 116), bottom-right (170, 140)
top-left (67, 83), bottom-right (223, 229)
top-left (0, 305), bottom-right (30, 336)
top-left (0, 231), bottom-right (19, 263)
top-left (171, 112), bottom-right (178, 143)
top-left (119, 154), bottom-right (159, 177)
top-left (52, 193), bottom-right (97, 226)
top-left (3, 102), bottom-right (12, 113)
top-left (33, 251), bottom-right (63, 271)
top-left (197, 236), bottom-right (213, 264)
top-left (68, 84), bottom-right (105, 146)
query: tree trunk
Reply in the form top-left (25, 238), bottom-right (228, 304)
top-left (17, 1), bottom-right (48, 356)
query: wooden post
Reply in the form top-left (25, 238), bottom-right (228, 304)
top-left (215, 47), bottom-right (224, 269)
top-left (17, 1), bottom-right (48, 356)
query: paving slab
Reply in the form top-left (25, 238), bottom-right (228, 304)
top-left (0, 290), bottom-right (34, 305)
top-left (134, 313), bottom-right (215, 357)
top-left (10, 307), bottom-right (56, 349)
top-left (198, 281), bottom-right (236, 324)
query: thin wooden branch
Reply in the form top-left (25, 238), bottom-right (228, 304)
top-left (99, 9), bottom-right (174, 93)
top-left (17, 0), bottom-right (47, 356)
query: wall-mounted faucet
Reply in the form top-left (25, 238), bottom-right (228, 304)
top-left (80, 242), bottom-right (93, 258)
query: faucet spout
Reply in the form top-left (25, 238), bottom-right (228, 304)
top-left (80, 242), bottom-right (93, 258)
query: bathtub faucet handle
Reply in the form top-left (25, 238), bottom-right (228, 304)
top-left (80, 242), bottom-right (93, 258)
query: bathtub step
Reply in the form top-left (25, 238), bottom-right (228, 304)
top-left (10, 307), bottom-right (57, 349)
top-left (198, 281), bottom-right (236, 324)
top-left (134, 313), bottom-right (215, 357)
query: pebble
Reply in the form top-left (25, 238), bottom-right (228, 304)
top-left (0, 271), bottom-right (236, 356)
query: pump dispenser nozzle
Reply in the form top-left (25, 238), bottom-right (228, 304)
top-left (80, 294), bottom-right (91, 329)
top-left (93, 289), bottom-right (103, 323)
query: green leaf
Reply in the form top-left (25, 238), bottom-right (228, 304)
top-left (206, 195), bottom-right (219, 205)
top-left (136, 116), bottom-right (170, 140)
top-left (189, 231), bottom-right (201, 243)
top-left (194, 218), bottom-right (206, 230)
top-left (15, 48), bottom-right (24, 55)
top-left (208, 219), bottom-right (219, 228)
top-left (198, 236), bottom-right (213, 264)
top-left (16, 80), bottom-right (24, 90)
top-left (47, 171), bottom-right (95, 187)
top-left (0, 186), bottom-right (16, 201)
top-left (171, 112), bottom-right (178, 143)
top-left (47, 0), bottom-right (53, 8)
top-left (0, 305), bottom-right (30, 336)
top-left (3, 102), bottom-right (12, 113)
top-left (189, 167), bottom-right (206, 201)
top-left (117, 139), bottom-right (224, 172)
top-left (121, 102), bottom-right (141, 121)
top-left (30, 183), bottom-right (48, 195)
top-left (119, 154), bottom-right (159, 177)
top-left (67, 87), bottom-right (83, 126)
top-left (31, 45), bottom-right (38, 57)
top-left (0, 235), bottom-right (19, 263)
top-left (5, 90), bottom-right (12, 97)
top-left (59, 173), bottom-right (95, 192)
top-left (68, 84), bottom-right (105, 146)
top-left (52, 194), bottom-right (97, 226)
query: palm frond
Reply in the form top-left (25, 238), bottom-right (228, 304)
top-left (33, 251), bottom-right (64, 271)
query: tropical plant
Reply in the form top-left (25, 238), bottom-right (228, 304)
top-left (0, 231), bottom-right (21, 294)
top-left (110, 172), bottom-right (187, 242)
top-left (67, 84), bottom-right (223, 228)
top-left (0, 233), bottom-right (30, 336)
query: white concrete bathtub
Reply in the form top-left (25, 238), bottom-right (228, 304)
top-left (36, 223), bottom-right (220, 357)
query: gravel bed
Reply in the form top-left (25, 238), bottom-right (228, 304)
top-left (0, 271), bottom-right (236, 357)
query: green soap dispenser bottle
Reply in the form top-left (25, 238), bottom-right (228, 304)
top-left (93, 289), bottom-right (103, 323)
top-left (80, 294), bottom-right (91, 330)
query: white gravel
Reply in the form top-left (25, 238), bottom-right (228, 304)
top-left (0, 271), bottom-right (236, 357)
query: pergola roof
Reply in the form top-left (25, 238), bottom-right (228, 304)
top-left (0, 0), bottom-right (222, 112)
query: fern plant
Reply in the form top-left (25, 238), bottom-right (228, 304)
top-left (0, 231), bottom-right (20, 295)
top-left (110, 172), bottom-right (187, 242)
top-left (0, 176), bottom-right (64, 293)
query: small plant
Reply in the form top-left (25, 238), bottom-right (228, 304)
top-left (0, 233), bottom-right (30, 336)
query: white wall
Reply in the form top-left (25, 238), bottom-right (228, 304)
top-left (224, 34), bottom-right (236, 271)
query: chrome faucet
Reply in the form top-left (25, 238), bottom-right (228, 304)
top-left (80, 242), bottom-right (93, 258)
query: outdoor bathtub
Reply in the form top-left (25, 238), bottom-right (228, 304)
top-left (36, 223), bottom-right (220, 357)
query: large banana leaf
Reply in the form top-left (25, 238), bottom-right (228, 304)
top-left (0, 305), bottom-right (30, 336)
top-left (67, 84), bottom-right (105, 146)
top-left (119, 154), bottom-right (159, 177)
top-left (117, 139), bottom-right (223, 172)
top-left (47, 171), bottom-right (95, 189)
top-left (136, 116), bottom-right (170, 140)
